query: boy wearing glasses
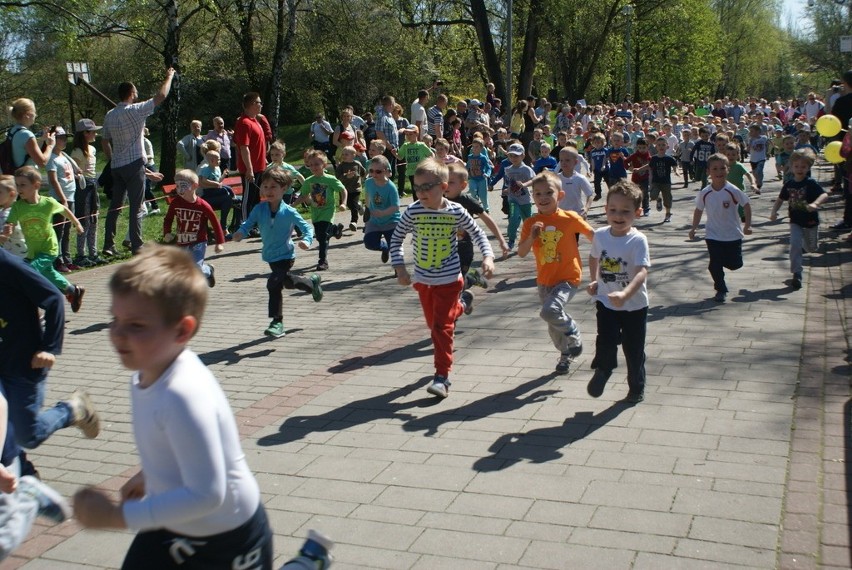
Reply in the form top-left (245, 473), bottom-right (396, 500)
top-left (390, 157), bottom-right (495, 399)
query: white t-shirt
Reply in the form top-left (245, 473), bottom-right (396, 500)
top-left (695, 182), bottom-right (750, 241)
top-left (122, 349), bottom-right (260, 536)
top-left (590, 226), bottom-right (651, 312)
top-left (45, 152), bottom-right (76, 203)
top-left (556, 171), bottom-right (593, 214)
top-left (411, 100), bottom-right (427, 131)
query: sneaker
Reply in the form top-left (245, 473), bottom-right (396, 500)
top-left (381, 248), bottom-right (389, 264)
top-left (624, 390), bottom-right (644, 404)
top-left (507, 241), bottom-right (515, 250)
top-left (460, 290), bottom-right (474, 315)
top-left (291, 530), bottom-right (334, 570)
top-left (264, 320), bottom-right (286, 338)
top-left (426, 375), bottom-right (451, 398)
top-left (466, 269), bottom-right (488, 289)
top-left (55, 261), bottom-right (70, 273)
top-left (18, 476), bottom-right (71, 523)
top-left (831, 220), bottom-right (850, 230)
top-left (317, 261), bottom-right (329, 271)
top-left (656, 199), bottom-right (663, 212)
top-left (101, 247), bottom-right (118, 258)
top-left (67, 390), bottom-right (100, 438)
top-left (89, 255), bottom-right (107, 265)
top-left (555, 354), bottom-right (572, 374)
top-left (334, 223), bottom-right (344, 239)
top-left (663, 215), bottom-right (671, 223)
top-left (121, 239), bottom-right (132, 249)
top-left (349, 222), bottom-right (357, 232)
top-left (593, 195), bottom-right (601, 201)
top-left (148, 207), bottom-right (162, 216)
top-left (206, 264), bottom-right (216, 288)
top-left (643, 208), bottom-right (650, 217)
top-left (791, 276), bottom-right (802, 290)
top-left (311, 274), bottom-right (323, 302)
top-left (66, 285), bottom-right (85, 313)
top-left (587, 369), bottom-right (612, 398)
top-left (713, 290), bottom-right (727, 303)
top-left (73, 256), bottom-right (94, 268)
top-left (65, 261), bottom-right (81, 271)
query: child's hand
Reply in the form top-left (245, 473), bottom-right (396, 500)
top-left (297, 241), bottom-right (310, 251)
top-left (163, 233), bottom-right (175, 243)
top-left (231, 230), bottom-right (244, 243)
top-left (499, 241), bottom-right (510, 259)
top-left (338, 204), bottom-right (346, 211)
top-left (214, 244), bottom-right (224, 253)
top-left (31, 351), bottom-right (56, 369)
top-left (769, 212), bottom-right (778, 222)
top-left (74, 487), bottom-right (125, 529)
top-left (587, 280), bottom-right (598, 296)
top-left (395, 266), bottom-right (411, 286)
top-left (76, 223), bottom-right (85, 235)
top-left (0, 465), bottom-right (17, 494)
top-left (120, 471), bottom-right (145, 502)
top-left (481, 257), bottom-right (495, 278)
top-left (806, 203), bottom-right (818, 212)
top-left (531, 221), bottom-right (544, 239)
top-left (688, 228), bottom-right (697, 240)
top-left (607, 291), bottom-right (627, 308)
top-left (743, 225), bottom-right (752, 235)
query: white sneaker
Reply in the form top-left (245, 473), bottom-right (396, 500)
top-left (18, 476), bottom-right (71, 523)
top-left (67, 390), bottom-right (100, 439)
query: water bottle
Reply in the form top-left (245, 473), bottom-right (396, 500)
top-left (280, 529), bottom-right (333, 570)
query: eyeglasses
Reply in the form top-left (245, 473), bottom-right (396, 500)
top-left (368, 169), bottom-right (386, 174)
top-left (412, 182), bottom-right (441, 194)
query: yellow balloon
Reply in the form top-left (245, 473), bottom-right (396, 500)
top-left (824, 141), bottom-right (844, 164)
top-left (816, 114), bottom-right (842, 137)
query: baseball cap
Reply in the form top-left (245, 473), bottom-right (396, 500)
top-left (470, 99), bottom-right (482, 107)
top-left (507, 143), bottom-right (525, 156)
top-left (339, 130), bottom-right (355, 140)
top-left (75, 118), bottom-right (101, 132)
top-left (53, 126), bottom-right (67, 137)
top-left (403, 125), bottom-right (419, 134)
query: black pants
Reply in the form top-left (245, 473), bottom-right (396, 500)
top-left (122, 504), bottom-right (272, 570)
top-left (313, 220), bottom-right (335, 264)
top-left (591, 302), bottom-right (647, 394)
top-left (201, 186), bottom-right (235, 231)
top-left (267, 259), bottom-right (313, 319)
top-left (347, 190), bottom-right (361, 224)
top-left (241, 172), bottom-right (263, 221)
top-left (593, 170), bottom-right (604, 198)
top-left (706, 238), bottom-right (743, 293)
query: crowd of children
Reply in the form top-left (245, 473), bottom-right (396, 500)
top-left (0, 89), bottom-right (846, 565)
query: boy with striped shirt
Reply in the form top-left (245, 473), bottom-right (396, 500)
top-left (390, 157), bottom-right (495, 399)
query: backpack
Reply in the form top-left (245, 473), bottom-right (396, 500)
top-left (0, 126), bottom-right (24, 175)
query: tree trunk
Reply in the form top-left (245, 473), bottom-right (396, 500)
top-left (468, 0), bottom-right (506, 104)
top-left (517, 0), bottom-right (544, 100)
top-left (159, 0), bottom-right (181, 184)
top-left (264, 0), bottom-right (298, 132)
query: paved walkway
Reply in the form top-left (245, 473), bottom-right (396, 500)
top-left (2, 162), bottom-right (849, 569)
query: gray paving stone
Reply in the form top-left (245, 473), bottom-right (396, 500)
top-left (671, 488), bottom-right (782, 524)
top-left (409, 529), bottom-right (529, 564)
top-left (517, 541), bottom-right (636, 569)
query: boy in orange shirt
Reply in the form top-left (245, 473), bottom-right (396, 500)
top-left (518, 171), bottom-right (594, 373)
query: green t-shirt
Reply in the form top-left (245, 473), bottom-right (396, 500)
top-left (300, 173), bottom-right (345, 222)
top-left (398, 142), bottom-right (433, 171)
top-left (7, 195), bottom-right (64, 259)
top-left (726, 161), bottom-right (748, 190)
top-left (267, 162), bottom-right (302, 195)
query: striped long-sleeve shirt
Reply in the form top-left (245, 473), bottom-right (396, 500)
top-left (390, 199), bottom-right (494, 285)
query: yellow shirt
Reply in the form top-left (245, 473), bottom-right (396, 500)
top-left (521, 209), bottom-right (593, 286)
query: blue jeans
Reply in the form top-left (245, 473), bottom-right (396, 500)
top-left (187, 241), bottom-right (212, 278)
top-left (0, 368), bottom-right (72, 449)
top-left (750, 160), bottom-right (765, 188)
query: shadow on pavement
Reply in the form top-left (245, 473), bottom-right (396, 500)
top-left (472, 400), bottom-right (634, 472)
top-left (491, 277), bottom-right (537, 293)
top-left (69, 322), bottom-right (110, 335)
top-left (320, 273), bottom-right (396, 292)
top-left (647, 301), bottom-right (718, 322)
top-left (327, 337), bottom-right (433, 374)
top-left (731, 286), bottom-right (792, 303)
top-left (256, 376), bottom-right (434, 446)
top-left (197, 334), bottom-right (286, 365)
top-left (402, 373), bottom-right (560, 436)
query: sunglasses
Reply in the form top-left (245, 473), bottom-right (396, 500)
top-left (368, 169), bottom-right (386, 174)
top-left (412, 182), bottom-right (441, 194)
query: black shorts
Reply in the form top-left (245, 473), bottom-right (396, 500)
top-left (121, 504), bottom-right (273, 570)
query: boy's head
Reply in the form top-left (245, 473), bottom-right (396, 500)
top-left (445, 162), bottom-right (468, 198)
top-left (539, 142), bottom-right (551, 157)
top-left (422, 134), bottom-right (433, 147)
top-left (532, 128), bottom-right (542, 140)
top-left (610, 132), bottom-right (624, 146)
top-left (304, 149), bottom-right (328, 175)
top-left (109, 245), bottom-right (208, 372)
top-left (706, 153), bottom-right (730, 182)
top-left (269, 141), bottom-right (286, 162)
top-left (0, 175), bottom-right (17, 208)
top-left (530, 171), bottom-right (563, 214)
top-left (471, 138), bottom-right (484, 152)
top-left (403, 125), bottom-right (419, 141)
top-left (748, 124), bottom-right (761, 135)
top-left (259, 168), bottom-right (293, 203)
top-left (14, 166), bottom-right (41, 199)
top-left (542, 124), bottom-right (551, 135)
top-left (559, 147), bottom-right (579, 172)
top-left (682, 129), bottom-right (691, 140)
top-left (205, 150), bottom-right (220, 166)
top-left (605, 181), bottom-right (643, 233)
top-left (434, 138), bottom-right (450, 154)
top-left (368, 155), bottom-right (391, 181)
top-left (412, 157), bottom-right (449, 209)
top-left (782, 134), bottom-right (796, 151)
top-left (723, 143), bottom-right (740, 163)
top-left (698, 127), bottom-right (710, 140)
top-left (368, 139), bottom-right (386, 158)
top-left (556, 131), bottom-right (569, 144)
top-left (789, 148), bottom-right (816, 178)
top-left (635, 138), bottom-right (648, 153)
top-left (174, 169), bottom-right (199, 199)
top-left (591, 132), bottom-right (606, 147)
top-left (341, 146), bottom-right (356, 162)
top-left (507, 143), bottom-right (525, 164)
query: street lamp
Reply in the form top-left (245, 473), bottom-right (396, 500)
top-left (623, 4), bottom-right (634, 101)
top-left (506, 0), bottom-right (513, 122)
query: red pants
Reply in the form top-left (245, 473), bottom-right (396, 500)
top-left (413, 278), bottom-right (464, 376)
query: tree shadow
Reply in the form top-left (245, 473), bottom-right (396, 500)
top-left (257, 375), bottom-right (434, 447)
top-left (327, 337), bottom-right (434, 374)
top-left (69, 322), bottom-right (110, 336)
top-left (472, 401), bottom-right (634, 472)
top-left (402, 373), bottom-right (560, 436)
top-left (197, 334), bottom-right (294, 366)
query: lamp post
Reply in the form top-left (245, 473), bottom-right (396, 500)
top-left (623, 4), bottom-right (634, 101)
top-left (506, 0), bottom-right (513, 123)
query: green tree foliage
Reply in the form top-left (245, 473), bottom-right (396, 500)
top-left (791, 0), bottom-right (852, 89)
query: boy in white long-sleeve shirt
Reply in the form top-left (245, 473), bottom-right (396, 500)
top-left (73, 245), bottom-right (274, 569)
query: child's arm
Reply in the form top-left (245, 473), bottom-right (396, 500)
top-left (769, 197), bottom-right (785, 221)
top-left (0, 394), bottom-right (17, 494)
top-left (586, 255), bottom-right (599, 295)
top-left (688, 208), bottom-right (703, 240)
top-left (809, 191), bottom-right (829, 212)
top-left (517, 221), bottom-right (542, 258)
top-left (47, 169), bottom-right (68, 206)
top-left (0, 223), bottom-right (12, 243)
top-left (338, 186), bottom-right (348, 210)
top-left (477, 211), bottom-right (510, 258)
top-left (294, 210), bottom-right (314, 250)
top-left (742, 203), bottom-right (752, 235)
top-left (61, 203), bottom-right (85, 235)
top-left (607, 265), bottom-right (648, 308)
top-left (390, 214), bottom-right (412, 285)
top-left (163, 205), bottom-right (175, 241)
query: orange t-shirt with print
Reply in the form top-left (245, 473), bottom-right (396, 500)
top-left (521, 209), bottom-right (594, 287)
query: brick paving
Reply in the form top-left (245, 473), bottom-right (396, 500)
top-left (1, 161), bottom-right (849, 569)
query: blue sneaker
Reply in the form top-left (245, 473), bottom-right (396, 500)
top-left (18, 476), bottom-right (71, 523)
top-left (311, 274), bottom-right (323, 302)
top-left (281, 529), bottom-right (334, 569)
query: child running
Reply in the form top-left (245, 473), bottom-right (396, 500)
top-left (586, 181), bottom-right (651, 403)
top-left (362, 155), bottom-right (400, 264)
top-left (503, 143), bottom-right (536, 250)
top-left (233, 169), bottom-right (323, 338)
top-left (390, 157), bottom-right (495, 399)
top-left (688, 153), bottom-right (752, 303)
top-left (518, 170), bottom-right (594, 373)
top-left (73, 245), bottom-right (275, 569)
top-left (768, 148), bottom-right (827, 290)
top-left (0, 167), bottom-right (86, 312)
top-left (297, 149), bottom-right (346, 271)
top-left (163, 169), bottom-right (225, 287)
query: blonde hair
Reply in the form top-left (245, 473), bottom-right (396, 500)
top-left (14, 166), bottom-right (41, 185)
top-left (174, 169), bottom-right (199, 184)
top-left (260, 168), bottom-right (292, 188)
top-left (369, 155), bottom-right (390, 171)
top-left (190, 120), bottom-right (202, 129)
top-left (790, 148), bottom-right (816, 167)
top-left (200, 140), bottom-right (221, 154)
top-left (559, 146), bottom-right (579, 159)
top-left (413, 156), bottom-right (449, 182)
top-left (304, 149), bottom-right (327, 164)
top-left (706, 153), bottom-right (729, 168)
top-left (270, 141), bottom-right (286, 155)
top-left (110, 245), bottom-right (208, 329)
top-left (530, 170), bottom-right (561, 193)
top-left (205, 149), bottom-right (220, 159)
top-left (369, 139), bottom-right (387, 154)
top-left (434, 138), bottom-right (450, 150)
top-left (341, 145), bottom-right (356, 155)
top-left (8, 98), bottom-right (34, 121)
top-left (607, 180), bottom-right (643, 209)
top-left (447, 162), bottom-right (468, 181)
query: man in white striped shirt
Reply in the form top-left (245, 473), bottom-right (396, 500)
top-left (391, 157), bottom-right (494, 399)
